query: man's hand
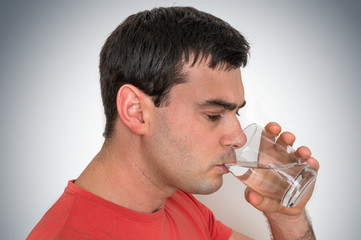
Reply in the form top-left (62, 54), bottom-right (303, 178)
top-left (245, 122), bottom-right (319, 239)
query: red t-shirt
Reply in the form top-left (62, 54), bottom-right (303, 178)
top-left (27, 180), bottom-right (232, 239)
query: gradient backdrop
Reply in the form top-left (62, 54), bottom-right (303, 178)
top-left (1, 1), bottom-right (360, 239)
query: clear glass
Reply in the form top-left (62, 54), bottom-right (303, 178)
top-left (226, 123), bottom-right (317, 208)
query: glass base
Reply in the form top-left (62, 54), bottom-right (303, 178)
top-left (281, 165), bottom-right (316, 208)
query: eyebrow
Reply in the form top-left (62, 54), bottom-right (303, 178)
top-left (197, 99), bottom-right (246, 111)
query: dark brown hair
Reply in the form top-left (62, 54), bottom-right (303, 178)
top-left (99, 7), bottom-right (250, 137)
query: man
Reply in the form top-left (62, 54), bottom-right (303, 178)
top-left (28, 6), bottom-right (319, 239)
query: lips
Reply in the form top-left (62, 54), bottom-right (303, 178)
top-left (215, 164), bottom-right (229, 173)
top-left (213, 151), bottom-right (237, 173)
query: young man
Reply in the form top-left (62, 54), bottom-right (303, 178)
top-left (28, 7), bottom-right (319, 239)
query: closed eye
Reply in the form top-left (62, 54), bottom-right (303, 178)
top-left (207, 114), bottom-right (222, 121)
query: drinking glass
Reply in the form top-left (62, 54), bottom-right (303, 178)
top-left (226, 123), bottom-right (317, 208)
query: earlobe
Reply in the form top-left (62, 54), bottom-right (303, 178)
top-left (116, 84), bottom-right (149, 135)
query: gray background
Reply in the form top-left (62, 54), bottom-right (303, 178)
top-left (1, 0), bottom-right (360, 239)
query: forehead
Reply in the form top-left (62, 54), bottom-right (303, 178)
top-left (168, 62), bottom-right (245, 106)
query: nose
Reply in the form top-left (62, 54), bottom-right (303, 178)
top-left (220, 117), bottom-right (246, 149)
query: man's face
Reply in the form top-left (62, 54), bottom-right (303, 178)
top-left (143, 61), bottom-right (245, 195)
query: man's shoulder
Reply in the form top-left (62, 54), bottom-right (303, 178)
top-left (27, 181), bottom-right (78, 239)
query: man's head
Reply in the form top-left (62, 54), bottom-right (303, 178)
top-left (99, 6), bottom-right (250, 138)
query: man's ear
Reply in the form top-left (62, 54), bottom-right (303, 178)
top-left (116, 84), bottom-right (152, 135)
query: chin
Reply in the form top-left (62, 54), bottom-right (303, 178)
top-left (187, 178), bottom-right (223, 195)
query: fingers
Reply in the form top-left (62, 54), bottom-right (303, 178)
top-left (265, 122), bottom-right (296, 147)
top-left (247, 122), bottom-right (320, 217)
top-left (306, 157), bottom-right (320, 173)
top-left (245, 187), bottom-right (309, 216)
top-left (264, 122), bottom-right (281, 138)
top-left (295, 146), bottom-right (312, 159)
top-left (277, 131), bottom-right (296, 147)
top-left (275, 132), bottom-right (296, 157)
top-left (295, 147), bottom-right (320, 173)
top-left (264, 121), bottom-right (320, 172)
top-left (264, 123), bottom-right (297, 162)
top-left (260, 122), bottom-right (282, 152)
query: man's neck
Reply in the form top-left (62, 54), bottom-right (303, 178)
top-left (75, 135), bottom-right (177, 213)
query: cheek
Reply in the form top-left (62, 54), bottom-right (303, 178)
top-left (165, 112), bottom-right (202, 143)
top-left (152, 111), bottom-right (194, 163)
top-left (157, 123), bottom-right (203, 172)
top-left (155, 107), bottom-right (220, 165)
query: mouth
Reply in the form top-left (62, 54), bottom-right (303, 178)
top-left (214, 151), bottom-right (237, 173)
top-left (215, 164), bottom-right (230, 173)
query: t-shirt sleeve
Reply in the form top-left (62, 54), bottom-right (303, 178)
top-left (186, 193), bottom-right (233, 240)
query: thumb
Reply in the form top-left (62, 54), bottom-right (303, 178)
top-left (245, 188), bottom-right (283, 213)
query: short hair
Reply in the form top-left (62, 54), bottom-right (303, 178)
top-left (99, 6), bottom-right (250, 138)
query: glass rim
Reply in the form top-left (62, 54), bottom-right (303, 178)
top-left (231, 123), bottom-right (260, 150)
